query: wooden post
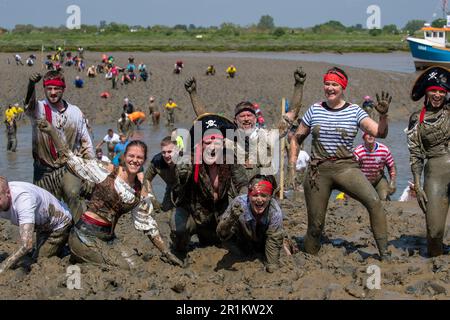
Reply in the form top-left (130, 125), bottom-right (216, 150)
top-left (280, 98), bottom-right (286, 200)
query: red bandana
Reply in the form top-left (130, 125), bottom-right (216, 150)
top-left (425, 86), bottom-right (447, 93)
top-left (323, 71), bottom-right (348, 90)
top-left (43, 79), bottom-right (66, 89)
top-left (249, 181), bottom-right (274, 196)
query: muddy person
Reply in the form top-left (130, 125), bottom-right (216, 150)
top-left (148, 96), bottom-right (160, 125)
top-left (185, 67), bottom-right (307, 180)
top-left (0, 177), bottom-right (73, 274)
top-left (117, 112), bottom-right (135, 138)
top-left (24, 71), bottom-right (94, 222)
top-left (4, 118), bottom-right (17, 152)
top-left (217, 175), bottom-right (284, 273)
top-left (170, 114), bottom-right (248, 259)
top-left (406, 66), bottom-right (450, 257)
top-left (289, 67), bottom-right (393, 260)
top-left (144, 136), bottom-right (181, 213)
top-left (354, 133), bottom-right (397, 201)
top-left (165, 98), bottom-right (177, 127)
top-left (36, 120), bottom-right (183, 270)
top-left (96, 128), bottom-right (120, 160)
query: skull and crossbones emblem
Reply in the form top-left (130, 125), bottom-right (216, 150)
top-left (206, 120), bottom-right (217, 129)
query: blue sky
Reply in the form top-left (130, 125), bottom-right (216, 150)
top-left (0, 0), bottom-right (443, 29)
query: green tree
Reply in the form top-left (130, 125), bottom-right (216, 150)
top-left (432, 18), bottom-right (447, 28)
top-left (257, 15), bottom-right (275, 30)
top-left (273, 27), bottom-right (285, 37)
top-left (404, 19), bottom-right (426, 34)
top-left (369, 28), bottom-right (382, 36)
top-left (174, 24), bottom-right (188, 31)
top-left (382, 24), bottom-right (399, 34)
top-left (312, 20), bottom-right (346, 33)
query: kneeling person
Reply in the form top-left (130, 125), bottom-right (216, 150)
top-left (0, 177), bottom-right (72, 274)
top-left (217, 175), bottom-right (284, 273)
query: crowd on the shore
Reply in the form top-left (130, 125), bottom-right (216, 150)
top-left (0, 48), bottom-right (448, 276)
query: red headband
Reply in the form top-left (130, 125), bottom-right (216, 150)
top-left (43, 79), bottom-right (66, 89)
top-left (323, 72), bottom-right (348, 90)
top-left (425, 86), bottom-right (447, 93)
top-left (249, 181), bottom-right (274, 196)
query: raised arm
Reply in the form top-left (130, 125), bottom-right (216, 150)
top-left (0, 223), bottom-right (34, 274)
top-left (286, 67), bottom-right (307, 121)
top-left (360, 92), bottom-right (392, 138)
top-left (185, 77), bottom-right (207, 116)
top-left (24, 73), bottom-right (42, 113)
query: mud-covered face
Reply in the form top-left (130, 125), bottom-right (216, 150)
top-left (235, 111), bottom-right (257, 131)
top-left (324, 81), bottom-right (344, 105)
top-left (44, 86), bottom-right (64, 105)
top-left (426, 89), bottom-right (446, 108)
top-left (202, 137), bottom-right (224, 165)
top-left (161, 143), bottom-right (177, 165)
top-left (249, 193), bottom-right (271, 215)
top-left (124, 145), bottom-right (146, 175)
top-left (0, 188), bottom-right (12, 212)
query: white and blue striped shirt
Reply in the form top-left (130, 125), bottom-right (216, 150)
top-left (302, 102), bottom-right (368, 159)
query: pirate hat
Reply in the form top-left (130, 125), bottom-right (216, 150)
top-left (189, 113), bottom-right (236, 150)
top-left (411, 66), bottom-right (450, 101)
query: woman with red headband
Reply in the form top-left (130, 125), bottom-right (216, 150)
top-left (289, 66), bottom-right (393, 260)
top-left (217, 175), bottom-right (284, 273)
top-left (407, 66), bottom-right (450, 257)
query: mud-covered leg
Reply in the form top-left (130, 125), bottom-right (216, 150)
top-left (423, 157), bottom-right (450, 257)
top-left (62, 171), bottom-right (85, 223)
top-left (375, 177), bottom-right (390, 201)
top-left (170, 207), bottom-right (195, 253)
top-left (334, 167), bottom-right (388, 256)
top-left (303, 167), bottom-right (333, 255)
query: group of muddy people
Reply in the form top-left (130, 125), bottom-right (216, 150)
top-left (0, 58), bottom-right (449, 277)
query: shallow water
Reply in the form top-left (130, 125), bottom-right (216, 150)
top-left (0, 120), bottom-right (412, 201)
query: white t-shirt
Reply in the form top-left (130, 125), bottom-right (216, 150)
top-left (0, 182), bottom-right (72, 231)
top-left (98, 155), bottom-right (111, 163)
top-left (296, 150), bottom-right (310, 171)
top-left (103, 133), bottom-right (120, 144)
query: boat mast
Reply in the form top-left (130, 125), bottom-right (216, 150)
top-left (443, 0), bottom-right (448, 19)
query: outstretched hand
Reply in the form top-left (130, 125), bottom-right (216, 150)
top-left (374, 91), bottom-right (392, 115)
top-left (294, 67), bottom-right (306, 85)
top-left (184, 77), bottom-right (197, 94)
top-left (161, 251), bottom-right (184, 267)
top-left (29, 72), bottom-right (42, 84)
top-left (230, 202), bottom-right (244, 221)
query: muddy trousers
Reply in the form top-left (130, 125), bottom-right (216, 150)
top-left (372, 176), bottom-right (390, 201)
top-left (7, 135), bottom-right (17, 152)
top-left (423, 154), bottom-right (450, 257)
top-left (170, 207), bottom-right (220, 253)
top-left (68, 219), bottom-right (141, 270)
top-left (303, 159), bottom-right (388, 256)
top-left (33, 223), bottom-right (72, 259)
top-left (33, 163), bottom-right (87, 224)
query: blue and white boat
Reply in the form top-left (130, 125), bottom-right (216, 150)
top-left (407, 22), bottom-right (450, 70)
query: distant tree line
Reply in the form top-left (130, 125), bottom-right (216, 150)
top-left (0, 15), bottom-right (440, 36)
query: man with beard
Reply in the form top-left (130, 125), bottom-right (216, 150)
top-left (24, 71), bottom-right (94, 222)
top-left (144, 136), bottom-right (180, 212)
top-left (170, 114), bottom-right (248, 258)
top-left (184, 67), bottom-right (307, 180)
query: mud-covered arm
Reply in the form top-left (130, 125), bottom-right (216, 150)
top-left (406, 114), bottom-right (425, 185)
top-left (217, 201), bottom-right (244, 241)
top-left (24, 73), bottom-right (42, 113)
top-left (78, 116), bottom-right (94, 159)
top-left (185, 77), bottom-right (207, 116)
top-left (0, 223), bottom-right (34, 274)
top-left (285, 67), bottom-right (306, 122)
top-left (289, 122), bottom-right (310, 166)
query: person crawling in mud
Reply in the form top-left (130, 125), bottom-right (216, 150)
top-left (289, 66), bottom-right (393, 260)
top-left (170, 114), bottom-right (248, 259)
top-left (216, 175), bottom-right (284, 273)
top-left (24, 71), bottom-right (94, 223)
top-left (0, 177), bottom-right (73, 274)
top-left (144, 136), bottom-right (180, 213)
top-left (36, 120), bottom-right (183, 270)
top-left (184, 67), bottom-right (306, 180)
top-left (406, 66), bottom-right (450, 257)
